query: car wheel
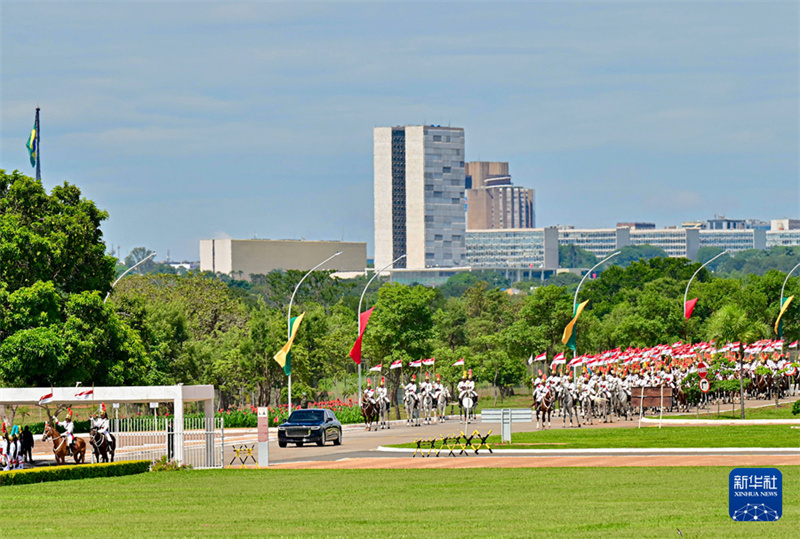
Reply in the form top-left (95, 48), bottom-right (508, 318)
top-left (278, 441), bottom-right (287, 448)
top-left (317, 431), bottom-right (325, 447)
top-left (296, 442), bottom-right (304, 447)
top-left (333, 429), bottom-right (342, 446)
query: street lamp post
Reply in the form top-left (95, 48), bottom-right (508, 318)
top-left (104, 251), bottom-right (157, 304)
top-left (570, 251), bottom-right (620, 379)
top-left (286, 251), bottom-right (342, 409)
top-left (779, 261), bottom-right (800, 307)
top-left (684, 250), bottom-right (728, 319)
top-left (357, 254), bottom-right (406, 405)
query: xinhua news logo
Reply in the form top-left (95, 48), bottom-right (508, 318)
top-left (729, 468), bottom-right (782, 521)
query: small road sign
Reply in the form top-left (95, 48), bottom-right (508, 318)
top-left (697, 362), bottom-right (708, 379)
top-left (699, 378), bottom-right (710, 393)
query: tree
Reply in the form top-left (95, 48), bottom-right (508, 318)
top-left (558, 245), bottom-right (598, 268)
top-left (614, 244), bottom-right (669, 267)
top-left (705, 304), bottom-right (769, 418)
top-left (0, 171), bottom-right (147, 395)
top-left (0, 170), bottom-right (116, 295)
top-left (124, 247), bottom-right (156, 274)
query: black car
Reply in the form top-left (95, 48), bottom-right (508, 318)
top-left (277, 408), bottom-right (342, 447)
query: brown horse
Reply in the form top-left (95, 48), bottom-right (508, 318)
top-left (361, 400), bottom-right (379, 431)
top-left (42, 423), bottom-right (86, 465)
top-left (535, 387), bottom-right (555, 430)
top-left (90, 427), bottom-right (116, 463)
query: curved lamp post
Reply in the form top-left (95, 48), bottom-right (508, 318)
top-left (357, 254), bottom-right (406, 404)
top-left (684, 250), bottom-right (728, 318)
top-left (103, 251), bottom-right (157, 303)
top-left (286, 251), bottom-right (342, 408)
top-left (779, 261), bottom-right (800, 307)
top-left (569, 251), bottom-right (620, 376)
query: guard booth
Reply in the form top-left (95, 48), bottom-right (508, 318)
top-left (0, 384), bottom-right (223, 468)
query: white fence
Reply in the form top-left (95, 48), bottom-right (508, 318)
top-left (110, 416), bottom-right (224, 469)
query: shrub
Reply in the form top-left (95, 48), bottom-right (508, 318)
top-left (0, 460), bottom-right (151, 487)
top-left (792, 399), bottom-right (800, 416)
top-left (151, 455), bottom-right (192, 472)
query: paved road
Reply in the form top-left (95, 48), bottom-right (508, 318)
top-left (26, 396), bottom-right (799, 467)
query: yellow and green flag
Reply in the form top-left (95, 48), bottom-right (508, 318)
top-left (26, 120), bottom-right (37, 168)
top-left (775, 295), bottom-right (793, 338)
top-left (274, 312), bottom-right (306, 377)
top-left (562, 300), bottom-right (589, 352)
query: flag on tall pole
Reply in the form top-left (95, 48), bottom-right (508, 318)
top-left (775, 296), bottom-right (794, 338)
top-left (26, 108), bottom-right (40, 181)
top-left (274, 312), bottom-right (306, 376)
top-left (349, 307), bottom-right (374, 365)
top-left (562, 300), bottom-right (590, 351)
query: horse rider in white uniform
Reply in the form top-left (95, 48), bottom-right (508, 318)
top-left (364, 378), bottom-right (376, 405)
top-left (376, 377), bottom-right (389, 406)
top-left (53, 408), bottom-right (76, 455)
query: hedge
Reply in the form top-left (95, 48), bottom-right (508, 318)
top-left (0, 460), bottom-right (151, 487)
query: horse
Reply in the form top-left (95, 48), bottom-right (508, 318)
top-left (460, 391), bottom-right (477, 423)
top-left (404, 393), bottom-right (420, 426)
top-left (436, 388), bottom-right (450, 422)
top-left (361, 400), bottom-right (379, 431)
top-left (378, 399), bottom-right (390, 430)
top-left (421, 391), bottom-right (435, 425)
top-left (579, 390), bottom-right (595, 425)
top-left (558, 385), bottom-right (581, 428)
top-left (610, 383), bottom-right (630, 421)
top-left (535, 386), bottom-right (555, 430)
top-left (42, 423), bottom-right (86, 465)
top-left (90, 427), bottom-right (116, 463)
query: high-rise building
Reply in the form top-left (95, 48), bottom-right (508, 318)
top-left (465, 162), bottom-right (535, 230)
top-left (374, 125), bottom-right (466, 270)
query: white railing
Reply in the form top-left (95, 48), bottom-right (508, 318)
top-left (110, 416), bottom-right (224, 469)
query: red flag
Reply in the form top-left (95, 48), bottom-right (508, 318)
top-left (349, 307), bottom-right (375, 365)
top-left (684, 298), bottom-right (698, 320)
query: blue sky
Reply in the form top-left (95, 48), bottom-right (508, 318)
top-left (1, 2), bottom-right (797, 261)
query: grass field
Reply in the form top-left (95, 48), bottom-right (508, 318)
top-left (676, 402), bottom-right (799, 420)
top-left (1, 467), bottom-right (797, 538)
top-left (391, 425), bottom-right (800, 449)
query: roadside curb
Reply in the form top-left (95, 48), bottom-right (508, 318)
top-left (375, 446), bottom-right (800, 455)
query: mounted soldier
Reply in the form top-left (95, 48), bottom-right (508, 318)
top-left (364, 378), bottom-right (376, 405)
top-left (53, 408), bottom-right (76, 456)
top-left (404, 374), bottom-right (420, 426)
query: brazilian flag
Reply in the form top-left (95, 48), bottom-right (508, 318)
top-left (26, 121), bottom-right (37, 168)
top-left (274, 312), bottom-right (306, 377)
top-left (775, 295), bottom-right (794, 339)
top-left (562, 300), bottom-right (590, 352)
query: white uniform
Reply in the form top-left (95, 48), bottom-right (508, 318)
top-left (93, 416), bottom-right (112, 442)
top-left (56, 418), bottom-right (75, 445)
top-left (457, 379), bottom-right (468, 399)
top-left (364, 388), bottom-right (376, 404)
top-left (404, 382), bottom-right (417, 402)
top-left (376, 386), bottom-right (389, 404)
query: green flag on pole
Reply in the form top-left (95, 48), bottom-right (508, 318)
top-left (274, 312), bottom-right (306, 377)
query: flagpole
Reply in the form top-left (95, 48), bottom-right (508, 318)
top-left (287, 251), bottom-right (343, 409)
top-left (570, 251), bottom-right (620, 357)
top-left (357, 254), bottom-right (406, 405)
top-left (684, 250), bottom-right (728, 321)
top-left (35, 108), bottom-right (41, 182)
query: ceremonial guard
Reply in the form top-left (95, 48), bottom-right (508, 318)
top-left (93, 403), bottom-right (113, 444)
top-left (457, 371), bottom-right (468, 400)
top-left (54, 408), bottom-right (76, 456)
top-left (364, 378), bottom-right (376, 405)
top-left (420, 373), bottom-right (433, 397)
top-left (404, 374), bottom-right (418, 403)
top-left (432, 374), bottom-right (444, 401)
top-left (376, 377), bottom-right (389, 406)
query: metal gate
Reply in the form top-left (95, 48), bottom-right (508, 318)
top-left (110, 416), bottom-right (224, 469)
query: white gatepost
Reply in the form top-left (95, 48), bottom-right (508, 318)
top-left (173, 389), bottom-right (184, 463)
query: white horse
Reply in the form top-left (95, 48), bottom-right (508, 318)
top-left (436, 388), bottom-right (450, 422)
top-left (378, 398), bottom-right (390, 429)
top-left (460, 391), bottom-right (477, 423)
top-left (404, 393), bottom-right (420, 426)
top-left (558, 384), bottom-right (581, 428)
top-left (421, 390), bottom-right (435, 425)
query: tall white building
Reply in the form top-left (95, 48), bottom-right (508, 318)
top-left (374, 125), bottom-right (466, 270)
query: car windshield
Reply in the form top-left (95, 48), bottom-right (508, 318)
top-left (288, 410), bottom-right (324, 423)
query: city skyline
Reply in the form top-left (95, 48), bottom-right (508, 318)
top-left (1, 3), bottom-right (797, 260)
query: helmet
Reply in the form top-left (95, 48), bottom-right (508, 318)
top-left (380, 377), bottom-right (385, 386)
top-left (468, 369), bottom-right (473, 379)
top-left (366, 378), bottom-right (372, 387)
top-left (411, 374), bottom-right (416, 382)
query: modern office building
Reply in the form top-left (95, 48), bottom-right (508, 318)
top-left (616, 222), bottom-right (655, 230)
top-left (558, 227), bottom-right (631, 258)
top-left (199, 239), bottom-right (366, 280)
top-left (767, 230), bottom-right (800, 248)
top-left (630, 228), bottom-right (700, 259)
top-left (698, 230), bottom-right (766, 252)
top-left (466, 227), bottom-right (559, 270)
top-left (374, 125), bottom-right (466, 270)
top-left (465, 162), bottom-right (535, 230)
top-left (771, 219), bottom-right (800, 231)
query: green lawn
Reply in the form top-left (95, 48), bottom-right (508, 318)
top-left (1, 467), bottom-right (797, 538)
top-left (676, 402), bottom-right (800, 420)
top-left (391, 425), bottom-right (800, 449)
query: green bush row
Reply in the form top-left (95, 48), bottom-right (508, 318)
top-left (0, 460), bottom-right (151, 487)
